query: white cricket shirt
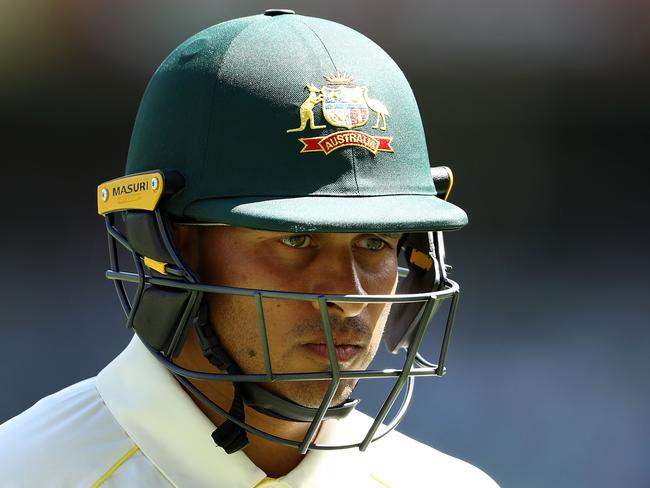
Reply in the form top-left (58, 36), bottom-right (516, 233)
top-left (0, 336), bottom-right (499, 487)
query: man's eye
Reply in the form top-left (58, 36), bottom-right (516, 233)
top-left (279, 235), bottom-right (312, 248)
top-left (358, 237), bottom-right (386, 251)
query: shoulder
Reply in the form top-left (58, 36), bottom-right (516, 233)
top-left (372, 428), bottom-right (500, 487)
top-left (0, 378), bottom-right (106, 450)
top-left (342, 410), bottom-right (500, 488)
top-left (0, 378), bottom-right (157, 487)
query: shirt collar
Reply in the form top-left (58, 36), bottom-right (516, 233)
top-left (96, 335), bottom-right (379, 488)
top-left (97, 335), bottom-right (266, 488)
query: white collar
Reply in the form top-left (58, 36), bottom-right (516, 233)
top-left (96, 335), bottom-right (380, 488)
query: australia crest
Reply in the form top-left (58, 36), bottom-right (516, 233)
top-left (287, 73), bottom-right (393, 155)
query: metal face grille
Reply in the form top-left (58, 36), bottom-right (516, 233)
top-left (103, 210), bottom-right (460, 452)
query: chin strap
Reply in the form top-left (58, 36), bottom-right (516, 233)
top-left (240, 382), bottom-right (359, 422)
top-left (194, 302), bottom-right (250, 454)
top-left (211, 383), bottom-right (248, 454)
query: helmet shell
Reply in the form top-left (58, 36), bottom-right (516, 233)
top-left (126, 13), bottom-right (467, 232)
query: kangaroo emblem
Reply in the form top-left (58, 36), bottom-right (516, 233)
top-left (286, 73), bottom-right (394, 155)
top-left (287, 84), bottom-right (326, 133)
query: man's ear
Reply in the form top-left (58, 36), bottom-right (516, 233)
top-left (173, 224), bottom-right (201, 272)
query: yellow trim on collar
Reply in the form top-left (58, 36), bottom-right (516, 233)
top-left (90, 445), bottom-right (140, 488)
top-left (254, 476), bottom-right (285, 487)
top-left (370, 472), bottom-right (392, 487)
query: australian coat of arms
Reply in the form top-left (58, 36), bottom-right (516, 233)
top-left (287, 73), bottom-right (393, 155)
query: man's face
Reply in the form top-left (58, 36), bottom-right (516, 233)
top-left (188, 226), bottom-right (401, 408)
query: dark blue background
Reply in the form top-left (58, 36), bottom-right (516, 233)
top-left (1, 2), bottom-right (649, 487)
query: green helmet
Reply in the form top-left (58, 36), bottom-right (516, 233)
top-left (124, 11), bottom-right (466, 232)
top-left (98, 10), bottom-right (467, 454)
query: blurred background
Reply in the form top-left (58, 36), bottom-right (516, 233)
top-left (1, 1), bottom-right (649, 486)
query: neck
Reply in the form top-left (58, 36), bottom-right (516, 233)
top-left (174, 335), bottom-right (310, 478)
top-left (243, 404), bottom-right (311, 477)
top-left (183, 378), bottom-right (310, 477)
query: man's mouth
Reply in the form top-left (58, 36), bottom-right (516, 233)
top-left (302, 343), bottom-right (363, 362)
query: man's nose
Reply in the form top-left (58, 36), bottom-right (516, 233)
top-left (308, 249), bottom-right (368, 318)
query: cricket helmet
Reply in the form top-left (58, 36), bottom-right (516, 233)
top-left (97, 10), bottom-right (468, 454)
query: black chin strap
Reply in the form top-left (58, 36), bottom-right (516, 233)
top-left (211, 383), bottom-right (248, 454)
top-left (240, 382), bottom-right (359, 422)
top-left (194, 302), bottom-right (250, 454)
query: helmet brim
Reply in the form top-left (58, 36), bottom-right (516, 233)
top-left (180, 194), bottom-right (468, 233)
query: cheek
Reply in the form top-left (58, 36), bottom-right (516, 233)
top-left (366, 258), bottom-right (397, 345)
top-left (207, 294), bottom-right (261, 370)
top-left (358, 254), bottom-right (399, 295)
top-left (259, 298), bottom-right (316, 357)
top-left (370, 303), bottom-right (391, 342)
top-left (207, 293), bottom-right (310, 372)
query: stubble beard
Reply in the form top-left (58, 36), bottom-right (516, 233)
top-left (210, 296), bottom-right (384, 409)
top-left (267, 378), bottom-right (359, 409)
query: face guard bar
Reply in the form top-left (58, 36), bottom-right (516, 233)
top-left (97, 169), bottom-right (461, 453)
